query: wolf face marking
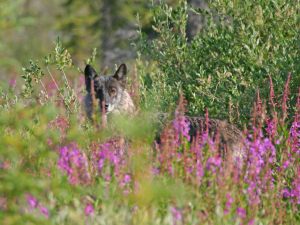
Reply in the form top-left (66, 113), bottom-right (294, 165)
top-left (84, 64), bottom-right (135, 118)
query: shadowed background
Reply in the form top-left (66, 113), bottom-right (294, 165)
top-left (0, 0), bottom-right (203, 78)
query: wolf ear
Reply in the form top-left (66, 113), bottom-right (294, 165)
top-left (84, 64), bottom-right (98, 92)
top-left (113, 64), bottom-right (127, 85)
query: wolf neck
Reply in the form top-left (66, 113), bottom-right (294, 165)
top-left (114, 90), bottom-right (135, 114)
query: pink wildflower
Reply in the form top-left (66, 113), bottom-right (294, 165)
top-left (85, 203), bottom-right (94, 216)
top-left (236, 207), bottom-right (246, 219)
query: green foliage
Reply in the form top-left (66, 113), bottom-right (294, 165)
top-left (22, 60), bottom-right (45, 97)
top-left (138, 0), bottom-right (300, 122)
top-left (56, 0), bottom-right (101, 60)
top-left (21, 38), bottom-right (79, 113)
top-left (0, 0), bottom-right (34, 71)
top-left (0, 0), bottom-right (33, 29)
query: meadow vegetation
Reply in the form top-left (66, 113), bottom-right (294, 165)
top-left (0, 0), bottom-right (299, 224)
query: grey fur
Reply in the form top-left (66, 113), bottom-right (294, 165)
top-left (84, 64), bottom-right (135, 119)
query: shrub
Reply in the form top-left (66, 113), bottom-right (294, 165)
top-left (138, 0), bottom-right (299, 123)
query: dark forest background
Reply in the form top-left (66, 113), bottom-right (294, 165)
top-left (0, 0), bottom-right (203, 76)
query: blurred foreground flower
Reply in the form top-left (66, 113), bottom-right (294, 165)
top-left (26, 194), bottom-right (49, 218)
top-left (171, 207), bottom-right (182, 225)
top-left (58, 143), bottom-right (91, 185)
top-left (236, 207), bottom-right (246, 219)
top-left (84, 203), bottom-right (94, 216)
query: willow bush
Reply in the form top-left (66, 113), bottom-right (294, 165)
top-left (138, 0), bottom-right (299, 123)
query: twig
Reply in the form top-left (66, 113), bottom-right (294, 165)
top-left (46, 66), bottom-right (70, 112)
top-left (61, 68), bottom-right (71, 90)
top-left (39, 80), bottom-right (49, 99)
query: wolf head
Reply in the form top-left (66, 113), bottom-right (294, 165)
top-left (84, 64), bottom-right (135, 118)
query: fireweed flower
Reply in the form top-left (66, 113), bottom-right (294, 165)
top-left (9, 77), bottom-right (16, 88)
top-left (266, 118), bottom-right (277, 139)
top-left (119, 174), bottom-right (132, 195)
top-left (39, 205), bottom-right (49, 218)
top-left (91, 139), bottom-right (128, 187)
top-left (173, 110), bottom-right (190, 144)
top-left (26, 194), bottom-right (49, 218)
top-left (243, 133), bottom-right (277, 206)
top-left (206, 155), bottom-right (222, 173)
top-left (120, 174), bottom-right (131, 187)
top-left (289, 120), bottom-right (300, 155)
top-left (248, 218), bottom-right (255, 225)
top-left (171, 207), bottom-right (182, 225)
top-left (172, 94), bottom-right (190, 145)
top-left (283, 160), bottom-right (290, 170)
top-left (124, 174), bottom-right (131, 183)
top-left (26, 194), bottom-right (38, 209)
top-left (151, 167), bottom-right (160, 176)
top-left (196, 160), bottom-right (204, 184)
top-left (224, 193), bottom-right (234, 215)
top-left (93, 141), bottom-right (125, 174)
top-left (236, 207), bottom-right (246, 219)
top-left (58, 143), bottom-right (91, 185)
top-left (282, 188), bottom-right (291, 198)
top-left (289, 167), bottom-right (300, 204)
top-left (247, 181), bottom-right (261, 206)
top-left (85, 203), bottom-right (94, 216)
top-left (49, 116), bottom-right (69, 140)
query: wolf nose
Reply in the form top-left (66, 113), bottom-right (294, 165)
top-left (105, 104), bottom-right (109, 111)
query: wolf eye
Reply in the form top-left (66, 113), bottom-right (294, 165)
top-left (109, 87), bottom-right (117, 95)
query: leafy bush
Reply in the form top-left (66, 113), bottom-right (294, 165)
top-left (138, 0), bottom-right (299, 122)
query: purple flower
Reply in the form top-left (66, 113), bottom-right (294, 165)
top-left (283, 160), bottom-right (290, 170)
top-left (289, 168), bottom-right (300, 204)
top-left (26, 194), bottom-right (49, 218)
top-left (39, 205), bottom-right (49, 218)
top-left (236, 207), bottom-right (246, 219)
top-left (266, 118), bottom-right (277, 138)
top-left (9, 78), bottom-right (16, 88)
top-left (105, 174), bottom-right (111, 182)
top-left (152, 167), bottom-right (160, 176)
top-left (124, 174), bottom-right (131, 183)
top-left (171, 207), bottom-right (182, 225)
top-left (26, 194), bottom-right (38, 209)
top-left (289, 120), bottom-right (300, 154)
top-left (173, 112), bottom-right (190, 144)
top-left (282, 188), bottom-right (291, 198)
top-left (196, 160), bottom-right (204, 182)
top-left (246, 181), bottom-right (261, 206)
top-left (224, 193), bottom-right (234, 215)
top-left (243, 133), bottom-right (277, 206)
top-left (206, 155), bottom-right (222, 173)
top-left (85, 203), bottom-right (94, 216)
top-left (92, 140), bottom-right (126, 179)
top-left (57, 143), bottom-right (91, 185)
top-left (248, 218), bottom-right (255, 225)
top-left (120, 174), bottom-right (132, 187)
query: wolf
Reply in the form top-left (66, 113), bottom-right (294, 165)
top-left (187, 116), bottom-right (245, 159)
top-left (84, 63), bottom-right (135, 119)
top-left (84, 63), bottom-right (244, 158)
